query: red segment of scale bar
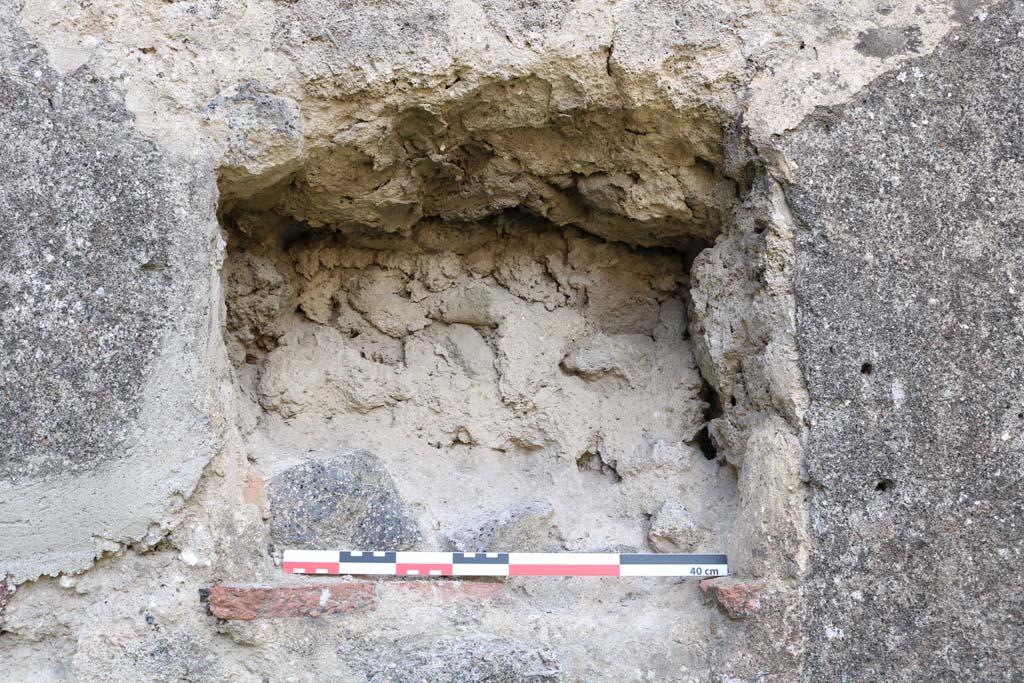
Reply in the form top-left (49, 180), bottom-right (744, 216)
top-left (509, 564), bottom-right (620, 577)
top-left (397, 563), bottom-right (453, 576)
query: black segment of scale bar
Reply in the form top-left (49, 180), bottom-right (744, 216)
top-left (618, 553), bottom-right (727, 565)
top-left (340, 551), bottom-right (397, 563)
top-left (453, 552), bottom-right (510, 564)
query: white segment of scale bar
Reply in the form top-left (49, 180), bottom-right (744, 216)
top-left (619, 564), bottom-right (729, 577)
top-left (452, 564), bottom-right (509, 577)
top-left (283, 549), bottom-right (340, 564)
top-left (338, 563), bottom-right (397, 575)
top-left (508, 553), bottom-right (618, 565)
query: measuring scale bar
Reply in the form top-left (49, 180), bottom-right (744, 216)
top-left (282, 550), bottom-right (728, 578)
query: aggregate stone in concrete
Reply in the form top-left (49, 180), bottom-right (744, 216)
top-left (0, 574), bottom-right (14, 626)
top-left (268, 450), bottom-right (421, 551)
top-left (444, 501), bottom-right (562, 552)
top-left (0, 16), bottom-right (169, 481)
top-left (647, 499), bottom-right (704, 553)
top-left (339, 634), bottom-right (562, 683)
top-left (783, 2), bottom-right (1024, 679)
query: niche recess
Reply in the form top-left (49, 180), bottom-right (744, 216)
top-left (219, 89), bottom-right (744, 563)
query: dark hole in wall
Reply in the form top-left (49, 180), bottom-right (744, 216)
top-left (693, 156), bottom-right (717, 175)
top-left (691, 376), bottom-right (724, 461)
top-left (694, 426), bottom-right (718, 461)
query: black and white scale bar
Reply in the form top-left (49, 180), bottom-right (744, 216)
top-left (283, 550), bottom-right (728, 578)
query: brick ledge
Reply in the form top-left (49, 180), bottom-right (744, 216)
top-left (203, 579), bottom-right (507, 620)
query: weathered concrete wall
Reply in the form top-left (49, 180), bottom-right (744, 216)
top-left (0, 0), bottom-right (1019, 679)
top-left (0, 1), bottom-right (219, 581)
top-left (783, 1), bottom-right (1024, 678)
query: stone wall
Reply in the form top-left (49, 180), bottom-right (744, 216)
top-left (0, 0), bottom-right (1019, 680)
top-left (784, 2), bottom-right (1024, 678)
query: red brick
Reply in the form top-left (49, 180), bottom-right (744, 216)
top-left (242, 470), bottom-right (268, 515)
top-left (207, 582), bottom-right (377, 620)
top-left (699, 577), bottom-right (767, 619)
top-left (205, 579), bottom-right (508, 620)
